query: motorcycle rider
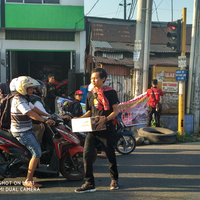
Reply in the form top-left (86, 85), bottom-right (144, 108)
top-left (10, 76), bottom-right (55, 188)
top-left (30, 80), bottom-right (48, 144)
top-left (61, 90), bottom-right (84, 124)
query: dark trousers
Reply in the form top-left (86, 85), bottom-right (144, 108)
top-left (147, 105), bottom-right (161, 127)
top-left (45, 100), bottom-right (55, 114)
top-left (83, 131), bottom-right (118, 186)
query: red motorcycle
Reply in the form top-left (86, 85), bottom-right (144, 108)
top-left (0, 113), bottom-right (85, 181)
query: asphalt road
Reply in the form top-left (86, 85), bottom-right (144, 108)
top-left (0, 142), bottom-right (200, 200)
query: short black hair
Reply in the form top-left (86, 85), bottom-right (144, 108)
top-left (48, 73), bottom-right (54, 79)
top-left (91, 68), bottom-right (107, 82)
top-left (152, 79), bottom-right (158, 85)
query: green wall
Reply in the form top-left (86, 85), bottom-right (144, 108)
top-left (5, 4), bottom-right (84, 30)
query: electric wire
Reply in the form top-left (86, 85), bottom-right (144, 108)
top-left (75, 0), bottom-right (100, 29)
top-left (153, 0), bottom-right (170, 41)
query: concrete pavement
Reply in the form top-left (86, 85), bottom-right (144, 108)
top-left (0, 142), bottom-right (200, 200)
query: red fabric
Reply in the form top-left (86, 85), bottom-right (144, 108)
top-left (147, 87), bottom-right (164, 108)
top-left (92, 85), bottom-right (113, 110)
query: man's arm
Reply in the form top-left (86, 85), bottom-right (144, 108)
top-left (80, 110), bottom-right (92, 118)
top-left (26, 110), bottom-right (54, 124)
top-left (32, 106), bottom-right (50, 117)
top-left (95, 104), bottom-right (119, 131)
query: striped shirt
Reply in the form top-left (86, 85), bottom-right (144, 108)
top-left (10, 96), bottom-right (34, 132)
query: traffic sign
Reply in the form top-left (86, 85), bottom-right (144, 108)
top-left (176, 70), bottom-right (186, 81)
top-left (134, 40), bottom-right (142, 51)
top-left (133, 51), bottom-right (140, 61)
top-left (178, 56), bottom-right (186, 68)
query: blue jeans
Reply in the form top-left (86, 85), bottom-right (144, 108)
top-left (12, 129), bottom-right (42, 158)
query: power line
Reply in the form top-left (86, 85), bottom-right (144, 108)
top-left (153, 0), bottom-right (170, 40)
top-left (75, 0), bottom-right (100, 29)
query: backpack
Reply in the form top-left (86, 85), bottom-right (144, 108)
top-left (0, 94), bottom-right (15, 129)
top-left (62, 101), bottom-right (77, 114)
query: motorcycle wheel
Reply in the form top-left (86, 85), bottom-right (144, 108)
top-left (116, 135), bottom-right (136, 155)
top-left (0, 153), bottom-right (6, 181)
top-left (60, 152), bottom-right (85, 181)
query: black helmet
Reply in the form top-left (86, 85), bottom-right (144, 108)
top-left (34, 80), bottom-right (47, 98)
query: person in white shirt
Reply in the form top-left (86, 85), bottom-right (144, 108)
top-left (10, 76), bottom-right (55, 188)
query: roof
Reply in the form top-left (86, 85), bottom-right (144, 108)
top-left (91, 40), bottom-right (191, 53)
top-left (93, 56), bottom-right (189, 67)
top-left (93, 56), bottom-right (134, 67)
top-left (86, 17), bottom-right (192, 49)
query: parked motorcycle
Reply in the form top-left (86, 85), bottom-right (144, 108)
top-left (0, 113), bottom-right (85, 181)
top-left (63, 112), bottom-right (136, 156)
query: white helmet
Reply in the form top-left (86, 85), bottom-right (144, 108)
top-left (9, 78), bottom-right (18, 92)
top-left (16, 76), bottom-right (40, 95)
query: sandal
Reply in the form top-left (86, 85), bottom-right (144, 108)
top-left (23, 180), bottom-right (42, 188)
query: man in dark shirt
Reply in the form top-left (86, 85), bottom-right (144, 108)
top-left (75, 68), bottom-right (119, 193)
top-left (44, 74), bottom-right (58, 114)
top-left (146, 79), bottom-right (164, 127)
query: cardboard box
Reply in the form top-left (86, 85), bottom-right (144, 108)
top-left (71, 117), bottom-right (106, 132)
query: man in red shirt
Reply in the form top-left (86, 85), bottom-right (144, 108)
top-left (146, 79), bottom-right (164, 127)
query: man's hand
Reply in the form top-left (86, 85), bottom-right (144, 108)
top-left (61, 115), bottom-right (71, 120)
top-left (45, 119), bottom-right (55, 125)
top-left (40, 123), bottom-right (45, 130)
top-left (56, 96), bottom-right (59, 100)
top-left (95, 116), bottom-right (106, 131)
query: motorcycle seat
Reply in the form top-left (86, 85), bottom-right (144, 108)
top-left (0, 129), bottom-right (28, 150)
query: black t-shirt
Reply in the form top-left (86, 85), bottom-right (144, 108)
top-left (85, 90), bottom-right (119, 131)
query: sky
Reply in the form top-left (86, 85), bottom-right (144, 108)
top-left (84, 0), bottom-right (194, 24)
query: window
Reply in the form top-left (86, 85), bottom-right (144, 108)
top-left (24, 0), bottom-right (42, 3)
top-left (44, 0), bottom-right (59, 3)
top-left (6, 30), bottom-right (75, 41)
top-left (6, 0), bottom-right (23, 2)
top-left (6, 0), bottom-right (59, 3)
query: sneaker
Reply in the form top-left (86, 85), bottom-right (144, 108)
top-left (75, 184), bottom-right (96, 193)
top-left (110, 180), bottom-right (119, 190)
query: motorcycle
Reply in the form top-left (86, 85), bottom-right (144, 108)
top-left (0, 113), bottom-right (85, 181)
top-left (63, 112), bottom-right (136, 156)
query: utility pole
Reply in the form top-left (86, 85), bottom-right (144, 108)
top-left (171, 0), bottom-right (173, 21)
top-left (133, 0), bottom-right (146, 97)
top-left (187, 0), bottom-right (198, 114)
top-left (124, 0), bottom-right (127, 20)
top-left (178, 8), bottom-right (186, 135)
top-left (189, 0), bottom-right (200, 133)
top-left (142, 0), bottom-right (153, 93)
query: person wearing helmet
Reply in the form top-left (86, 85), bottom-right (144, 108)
top-left (10, 76), bottom-right (55, 188)
top-left (29, 80), bottom-right (48, 144)
top-left (61, 90), bottom-right (84, 123)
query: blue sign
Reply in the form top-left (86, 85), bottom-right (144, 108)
top-left (176, 70), bottom-right (186, 81)
top-left (133, 51), bottom-right (140, 61)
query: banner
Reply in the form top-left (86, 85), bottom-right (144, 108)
top-left (118, 92), bottom-right (148, 126)
top-left (57, 92), bottom-right (148, 126)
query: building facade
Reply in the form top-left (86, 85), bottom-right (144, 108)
top-left (0, 0), bottom-right (85, 84)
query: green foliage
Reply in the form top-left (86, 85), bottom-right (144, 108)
top-left (151, 118), bottom-right (163, 128)
top-left (176, 133), bottom-right (200, 143)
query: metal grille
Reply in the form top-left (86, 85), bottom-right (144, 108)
top-left (6, 30), bottom-right (75, 41)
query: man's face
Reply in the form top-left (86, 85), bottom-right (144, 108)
top-left (91, 72), bottom-right (105, 88)
top-left (49, 76), bottom-right (55, 84)
top-left (75, 94), bottom-right (83, 102)
top-left (27, 87), bottom-right (33, 96)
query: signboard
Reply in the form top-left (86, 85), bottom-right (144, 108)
top-left (133, 51), bottom-right (140, 61)
top-left (162, 82), bottom-right (178, 92)
top-left (165, 71), bottom-right (175, 79)
top-left (134, 40), bottom-right (142, 51)
top-left (176, 69), bottom-right (186, 81)
top-left (178, 56), bottom-right (186, 68)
